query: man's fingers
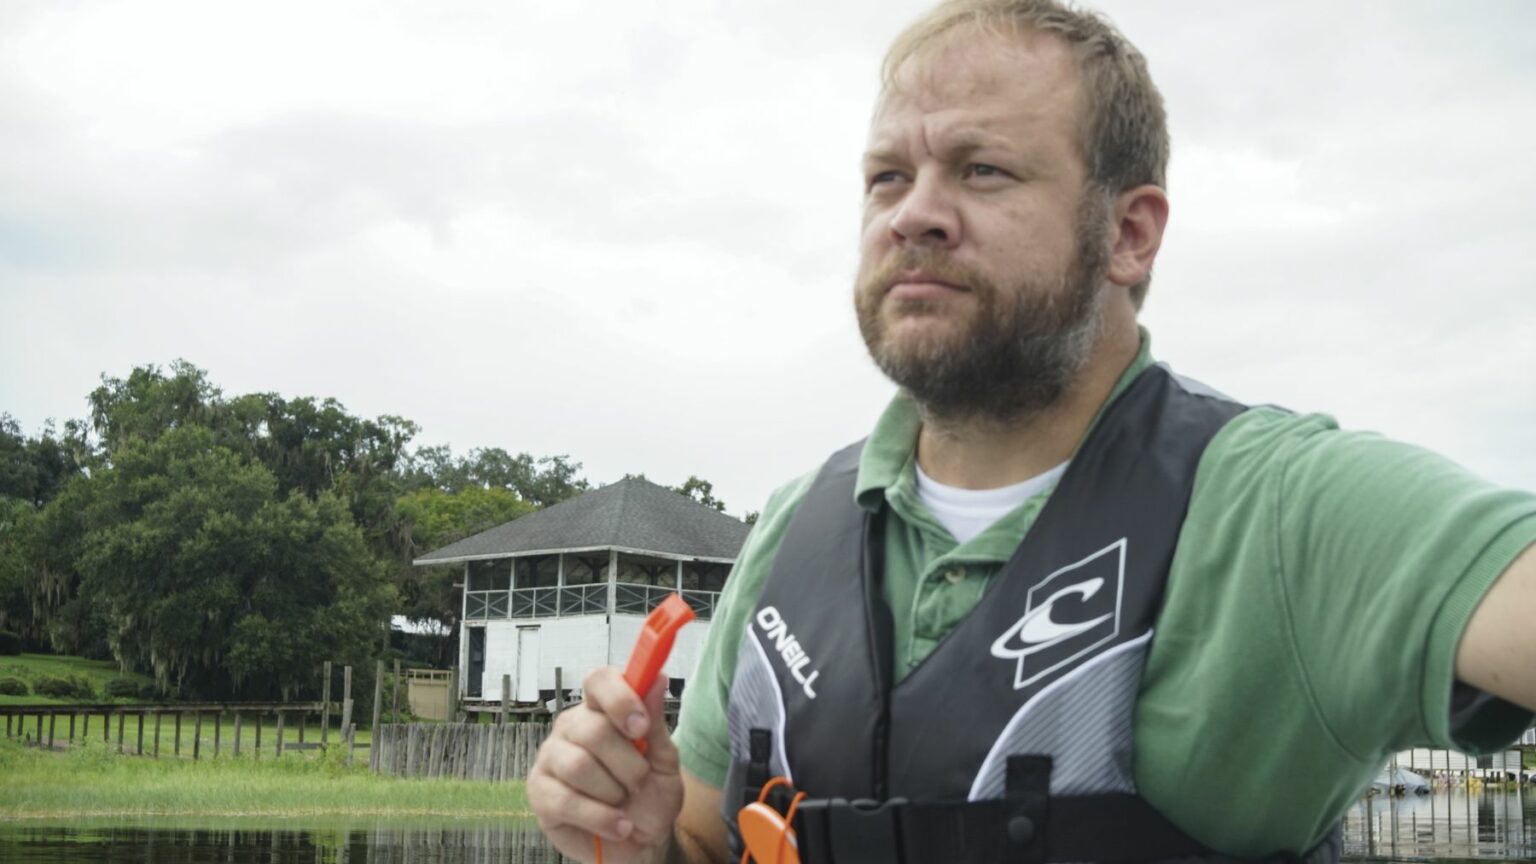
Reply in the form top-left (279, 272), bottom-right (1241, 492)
top-left (560, 702), bottom-right (653, 795)
top-left (539, 735), bottom-right (629, 806)
top-left (581, 665), bottom-right (651, 740)
top-left (643, 676), bottom-right (680, 775)
top-left (529, 770), bottom-right (635, 842)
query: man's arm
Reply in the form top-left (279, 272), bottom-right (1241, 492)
top-left (1456, 542), bottom-right (1536, 711)
top-left (667, 771), bottom-right (728, 864)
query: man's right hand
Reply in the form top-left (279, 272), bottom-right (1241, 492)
top-left (528, 666), bottom-right (685, 864)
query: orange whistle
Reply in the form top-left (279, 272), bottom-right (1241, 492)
top-left (622, 593), bottom-right (694, 752)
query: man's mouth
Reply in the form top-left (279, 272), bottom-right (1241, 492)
top-left (887, 271), bottom-right (969, 302)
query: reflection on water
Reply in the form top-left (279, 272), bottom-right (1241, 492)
top-left (1345, 788), bottom-right (1536, 860)
top-left (1, 791), bottom-right (1533, 863)
top-left (0, 819), bottom-right (573, 864)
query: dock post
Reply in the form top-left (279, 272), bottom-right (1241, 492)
top-left (153, 713), bottom-right (162, 758)
top-left (193, 712), bottom-right (203, 760)
top-left (392, 660), bottom-right (401, 724)
top-left (555, 667), bottom-right (565, 714)
top-left (371, 660), bottom-right (384, 735)
top-left (68, 713), bottom-right (76, 743)
top-left (448, 668), bottom-right (459, 723)
top-left (174, 713), bottom-right (182, 757)
top-left (321, 661), bottom-right (333, 746)
top-left (116, 713), bottom-right (125, 754)
top-left (233, 711), bottom-right (242, 757)
top-left (500, 675), bottom-right (511, 726)
top-left (275, 711), bottom-right (286, 759)
top-left (136, 713), bottom-right (144, 755)
top-left (342, 665), bottom-right (353, 723)
top-left (47, 714), bottom-right (56, 750)
top-left (213, 709), bottom-right (222, 759)
top-left (345, 723), bottom-right (356, 767)
top-left (254, 711), bottom-right (263, 758)
top-left (3, 714), bottom-right (9, 739)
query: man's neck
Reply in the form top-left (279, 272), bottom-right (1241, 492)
top-left (914, 315), bottom-right (1140, 490)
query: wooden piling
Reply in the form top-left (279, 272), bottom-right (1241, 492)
top-left (136, 713), bottom-right (144, 755)
top-left (448, 668), bottom-right (459, 722)
top-left (153, 713), bottom-right (162, 758)
top-left (47, 714), bottom-right (55, 750)
top-left (500, 675), bottom-right (511, 726)
top-left (174, 712), bottom-right (182, 757)
top-left (345, 723), bottom-right (356, 767)
top-left (275, 711), bottom-right (285, 759)
top-left (101, 712), bottom-right (109, 743)
top-left (321, 661), bottom-right (333, 746)
top-left (555, 667), bottom-right (565, 713)
top-left (4, 714), bottom-right (10, 739)
top-left (68, 713), bottom-right (76, 742)
top-left (392, 659), bottom-right (401, 724)
top-left (233, 711), bottom-right (242, 757)
top-left (193, 712), bottom-right (203, 760)
top-left (371, 660), bottom-right (384, 737)
top-left (254, 711), bottom-right (263, 757)
top-left (116, 713), bottom-right (125, 754)
top-left (213, 710), bottom-right (222, 759)
top-left (342, 665), bottom-right (353, 728)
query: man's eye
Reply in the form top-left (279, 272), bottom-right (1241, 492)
top-left (868, 170), bottom-right (902, 188)
top-left (968, 164), bottom-right (1005, 178)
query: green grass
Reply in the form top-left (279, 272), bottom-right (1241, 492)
top-left (0, 736), bottom-right (529, 819)
top-left (0, 653), bottom-right (154, 705)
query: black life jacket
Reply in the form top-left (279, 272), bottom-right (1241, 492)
top-left (721, 364), bottom-right (1342, 864)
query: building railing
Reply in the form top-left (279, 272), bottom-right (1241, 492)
top-left (463, 585), bottom-right (721, 621)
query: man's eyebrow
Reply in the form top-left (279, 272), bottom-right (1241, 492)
top-left (861, 128), bottom-right (1017, 169)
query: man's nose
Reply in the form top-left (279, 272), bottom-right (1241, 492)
top-left (888, 173), bottom-right (960, 249)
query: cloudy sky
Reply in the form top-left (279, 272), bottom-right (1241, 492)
top-left (1, 0), bottom-right (1532, 515)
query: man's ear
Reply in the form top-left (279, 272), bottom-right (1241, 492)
top-left (1106, 184), bottom-right (1169, 289)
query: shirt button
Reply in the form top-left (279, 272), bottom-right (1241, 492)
top-left (943, 567), bottom-right (966, 584)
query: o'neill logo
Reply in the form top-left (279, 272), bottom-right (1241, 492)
top-left (990, 538), bottom-right (1127, 690)
top-left (755, 606), bottom-right (820, 699)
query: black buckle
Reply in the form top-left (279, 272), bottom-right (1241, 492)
top-left (796, 796), bottom-right (909, 863)
top-left (1006, 755), bottom-right (1051, 864)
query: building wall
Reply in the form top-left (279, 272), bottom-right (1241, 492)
top-left (609, 614), bottom-right (710, 684)
top-left (461, 614), bottom-right (713, 700)
top-left (1396, 748), bottom-right (1526, 773)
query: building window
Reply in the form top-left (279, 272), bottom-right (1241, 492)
top-left (514, 555), bottom-right (559, 589)
top-left (616, 553), bottom-right (677, 587)
top-left (563, 554), bottom-right (608, 585)
top-left (683, 561), bottom-right (729, 592)
top-left (468, 559), bottom-right (511, 591)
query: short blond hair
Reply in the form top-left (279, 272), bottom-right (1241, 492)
top-left (882, 0), bottom-right (1167, 307)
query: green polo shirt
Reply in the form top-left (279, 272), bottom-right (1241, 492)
top-left (674, 332), bottom-right (1536, 856)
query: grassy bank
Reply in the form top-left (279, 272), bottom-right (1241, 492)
top-left (0, 737), bottom-right (529, 820)
top-left (0, 653), bottom-right (154, 706)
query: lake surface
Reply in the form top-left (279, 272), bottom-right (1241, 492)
top-left (0, 790), bottom-right (1532, 862)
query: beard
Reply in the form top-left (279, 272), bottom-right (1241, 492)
top-left (854, 192), bottom-right (1112, 425)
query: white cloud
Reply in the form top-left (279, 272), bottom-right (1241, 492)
top-left (1, 0), bottom-right (1532, 513)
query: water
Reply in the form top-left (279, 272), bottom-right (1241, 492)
top-left (0, 819), bottom-right (573, 864)
top-left (1345, 787), bottom-right (1536, 861)
top-left (0, 790), bottom-right (1531, 863)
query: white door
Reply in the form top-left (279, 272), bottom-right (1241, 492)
top-left (516, 627), bottom-right (541, 702)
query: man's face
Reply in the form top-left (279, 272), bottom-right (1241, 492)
top-left (855, 27), bottom-right (1110, 422)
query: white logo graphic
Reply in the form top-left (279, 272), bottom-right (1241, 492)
top-left (990, 538), bottom-right (1127, 690)
top-left (756, 606), bottom-right (820, 699)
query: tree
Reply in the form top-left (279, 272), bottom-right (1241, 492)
top-left (391, 485), bottom-right (534, 630)
top-left (673, 475), bottom-right (727, 512)
top-left (73, 427), bottom-right (394, 696)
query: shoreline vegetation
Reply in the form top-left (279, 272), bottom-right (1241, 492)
top-left (0, 737), bottom-right (531, 821)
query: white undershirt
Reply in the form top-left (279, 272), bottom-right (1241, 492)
top-left (914, 460), bottom-right (1069, 544)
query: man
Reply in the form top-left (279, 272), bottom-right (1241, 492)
top-left (528, 1), bottom-right (1536, 861)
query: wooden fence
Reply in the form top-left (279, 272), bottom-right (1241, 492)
top-left (370, 722), bottom-right (549, 781)
top-left (0, 701), bottom-right (339, 759)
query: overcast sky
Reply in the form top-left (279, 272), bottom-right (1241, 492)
top-left (2, 0), bottom-right (1532, 516)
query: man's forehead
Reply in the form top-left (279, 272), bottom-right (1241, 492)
top-left (867, 25), bottom-right (1081, 153)
top-left (880, 23), bottom-right (1078, 111)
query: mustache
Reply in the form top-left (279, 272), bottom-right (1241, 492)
top-left (861, 249), bottom-right (989, 295)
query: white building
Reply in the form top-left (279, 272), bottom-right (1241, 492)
top-left (413, 478), bottom-right (752, 704)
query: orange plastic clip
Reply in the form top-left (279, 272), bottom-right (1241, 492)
top-left (739, 777), bottom-right (805, 864)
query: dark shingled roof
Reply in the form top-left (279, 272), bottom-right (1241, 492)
top-left (413, 478), bottom-right (752, 564)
